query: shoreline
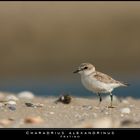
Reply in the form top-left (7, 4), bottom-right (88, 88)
top-left (0, 92), bottom-right (140, 128)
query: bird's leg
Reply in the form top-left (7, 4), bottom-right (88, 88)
top-left (108, 92), bottom-right (116, 108)
top-left (97, 93), bottom-right (102, 106)
top-left (110, 93), bottom-right (113, 107)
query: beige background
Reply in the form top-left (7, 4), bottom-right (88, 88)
top-left (0, 2), bottom-right (139, 79)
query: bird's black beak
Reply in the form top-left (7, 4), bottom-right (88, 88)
top-left (73, 69), bottom-right (80, 73)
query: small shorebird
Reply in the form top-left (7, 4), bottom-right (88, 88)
top-left (73, 63), bottom-right (129, 108)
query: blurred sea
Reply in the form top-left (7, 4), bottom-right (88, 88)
top-left (0, 76), bottom-right (139, 98)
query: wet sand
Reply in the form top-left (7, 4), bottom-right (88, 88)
top-left (0, 92), bottom-right (140, 128)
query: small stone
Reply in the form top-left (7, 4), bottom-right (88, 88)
top-left (94, 106), bottom-right (100, 110)
top-left (52, 106), bottom-right (56, 109)
top-left (49, 112), bottom-right (54, 115)
top-left (75, 113), bottom-right (81, 119)
top-left (121, 119), bottom-right (133, 126)
top-left (8, 118), bottom-right (15, 121)
top-left (122, 100), bottom-right (129, 104)
top-left (24, 116), bottom-right (44, 124)
top-left (120, 108), bottom-right (131, 114)
top-left (25, 102), bottom-right (44, 108)
top-left (82, 105), bottom-right (93, 110)
top-left (0, 103), bottom-right (4, 108)
top-left (8, 105), bottom-right (16, 111)
top-left (7, 101), bottom-right (17, 105)
top-left (18, 91), bottom-right (34, 99)
top-left (105, 112), bottom-right (109, 115)
top-left (0, 119), bottom-right (12, 126)
top-left (93, 113), bottom-right (97, 118)
top-left (35, 103), bottom-right (44, 107)
top-left (121, 114), bottom-right (124, 117)
top-left (70, 106), bottom-right (74, 109)
top-left (82, 113), bottom-right (89, 117)
top-left (133, 113), bottom-right (136, 117)
top-left (55, 94), bottom-right (72, 104)
top-left (25, 103), bottom-right (34, 107)
top-left (5, 95), bottom-right (19, 101)
top-left (129, 105), bottom-right (135, 108)
top-left (64, 114), bottom-right (69, 118)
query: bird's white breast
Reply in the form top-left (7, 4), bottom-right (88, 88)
top-left (81, 75), bottom-right (118, 93)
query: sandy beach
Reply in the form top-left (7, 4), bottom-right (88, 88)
top-left (0, 92), bottom-right (140, 128)
top-left (0, 2), bottom-right (139, 131)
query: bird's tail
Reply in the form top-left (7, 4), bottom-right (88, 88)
top-left (120, 82), bottom-right (130, 87)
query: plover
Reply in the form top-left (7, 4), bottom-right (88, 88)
top-left (73, 63), bottom-right (129, 108)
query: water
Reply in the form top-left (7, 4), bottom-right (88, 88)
top-left (0, 77), bottom-right (139, 98)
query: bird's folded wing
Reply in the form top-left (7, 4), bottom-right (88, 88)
top-left (94, 71), bottom-right (120, 84)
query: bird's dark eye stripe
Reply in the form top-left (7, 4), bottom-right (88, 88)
top-left (80, 66), bottom-right (88, 71)
top-left (84, 67), bottom-right (88, 69)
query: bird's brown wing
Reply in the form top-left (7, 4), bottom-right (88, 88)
top-left (94, 71), bottom-right (120, 84)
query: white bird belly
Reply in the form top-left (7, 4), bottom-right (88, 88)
top-left (81, 76), bottom-right (116, 93)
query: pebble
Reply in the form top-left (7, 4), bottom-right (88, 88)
top-left (121, 119), bottom-right (133, 126)
top-left (24, 116), bottom-right (44, 124)
top-left (35, 103), bottom-right (44, 107)
top-left (133, 113), bottom-right (136, 117)
top-left (7, 101), bottom-right (17, 105)
top-left (122, 100), bottom-right (129, 104)
top-left (49, 112), bottom-right (55, 115)
top-left (25, 102), bottom-right (34, 107)
top-left (25, 102), bottom-right (44, 108)
top-left (82, 105), bottom-right (93, 110)
top-left (55, 94), bottom-right (72, 104)
top-left (8, 118), bottom-right (15, 121)
top-left (129, 104), bottom-right (135, 108)
top-left (0, 119), bottom-right (13, 126)
top-left (64, 114), bottom-right (68, 118)
top-left (93, 113), bottom-right (97, 118)
top-left (82, 113), bottom-right (89, 117)
top-left (75, 113), bottom-right (82, 119)
top-left (5, 95), bottom-right (19, 101)
top-left (120, 108), bottom-right (131, 114)
top-left (0, 103), bottom-right (4, 108)
top-left (18, 91), bottom-right (34, 99)
top-left (0, 101), bottom-right (17, 110)
top-left (105, 112), bottom-right (109, 115)
top-left (8, 105), bottom-right (16, 111)
top-left (70, 106), bottom-right (74, 109)
top-left (52, 106), bottom-right (56, 109)
top-left (94, 106), bottom-right (100, 110)
top-left (48, 106), bottom-right (51, 108)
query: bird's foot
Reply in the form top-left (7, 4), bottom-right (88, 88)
top-left (107, 105), bottom-right (116, 108)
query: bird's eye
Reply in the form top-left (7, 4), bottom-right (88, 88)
top-left (84, 67), bottom-right (88, 69)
